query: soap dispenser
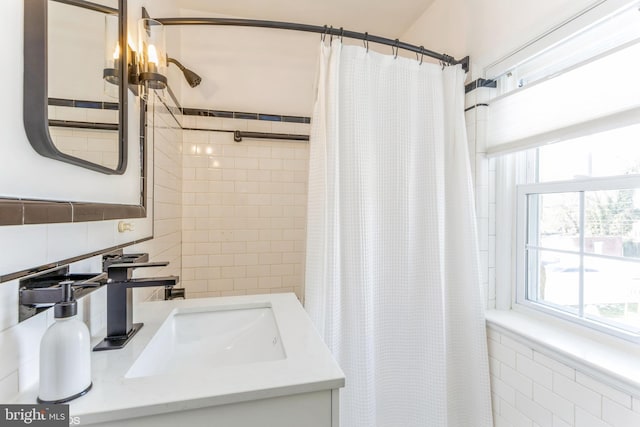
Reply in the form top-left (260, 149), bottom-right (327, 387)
top-left (38, 281), bottom-right (92, 403)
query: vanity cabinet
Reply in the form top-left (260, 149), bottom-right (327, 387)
top-left (88, 389), bottom-right (339, 427)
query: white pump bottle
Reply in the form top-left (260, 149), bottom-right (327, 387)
top-left (38, 281), bottom-right (92, 403)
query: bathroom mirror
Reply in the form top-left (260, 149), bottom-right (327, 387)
top-left (7, 0), bottom-right (148, 225)
top-left (24, 0), bottom-right (127, 174)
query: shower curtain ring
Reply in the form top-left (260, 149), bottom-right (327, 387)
top-left (420, 46), bottom-right (424, 65)
top-left (363, 32), bottom-right (369, 52)
top-left (321, 25), bottom-right (327, 42)
top-left (393, 39), bottom-right (399, 59)
top-left (340, 27), bottom-right (344, 43)
top-left (441, 54), bottom-right (453, 70)
top-left (329, 25), bottom-right (334, 45)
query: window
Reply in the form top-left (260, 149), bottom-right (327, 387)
top-left (485, 1), bottom-right (640, 340)
top-left (516, 124), bottom-right (640, 339)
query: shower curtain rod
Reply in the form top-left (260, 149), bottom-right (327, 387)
top-left (233, 130), bottom-right (309, 142)
top-left (49, 120), bottom-right (118, 131)
top-left (154, 16), bottom-right (470, 72)
top-left (53, 0), bottom-right (117, 15)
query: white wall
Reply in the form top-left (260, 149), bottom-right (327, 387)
top-left (171, 9), bottom-right (319, 116)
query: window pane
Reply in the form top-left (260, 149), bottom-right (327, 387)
top-left (584, 189), bottom-right (640, 259)
top-left (583, 256), bottom-right (640, 332)
top-left (529, 193), bottom-right (580, 251)
top-left (537, 123), bottom-right (640, 182)
top-left (527, 248), bottom-right (580, 314)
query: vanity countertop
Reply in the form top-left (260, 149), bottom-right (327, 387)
top-left (14, 293), bottom-right (345, 425)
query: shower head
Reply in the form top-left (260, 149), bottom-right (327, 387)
top-left (167, 57), bottom-right (202, 88)
top-left (181, 68), bottom-right (202, 88)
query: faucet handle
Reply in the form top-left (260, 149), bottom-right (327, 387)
top-left (107, 262), bottom-right (169, 270)
top-left (106, 261), bottom-right (171, 281)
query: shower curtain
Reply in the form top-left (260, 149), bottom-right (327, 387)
top-left (305, 42), bottom-right (493, 427)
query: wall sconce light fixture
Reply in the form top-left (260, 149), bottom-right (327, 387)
top-left (102, 9), bottom-right (203, 103)
top-left (102, 13), bottom-right (120, 98)
top-left (137, 17), bottom-right (167, 102)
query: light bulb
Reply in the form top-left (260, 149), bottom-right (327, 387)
top-left (148, 44), bottom-right (158, 65)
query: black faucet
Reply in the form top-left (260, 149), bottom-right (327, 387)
top-left (93, 262), bottom-right (179, 351)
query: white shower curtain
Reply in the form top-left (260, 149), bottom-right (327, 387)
top-left (305, 42), bottom-right (493, 427)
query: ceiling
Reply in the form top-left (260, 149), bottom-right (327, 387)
top-left (174, 0), bottom-right (436, 39)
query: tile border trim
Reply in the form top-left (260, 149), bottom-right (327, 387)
top-left (465, 103), bottom-right (489, 112)
top-left (182, 107), bottom-right (311, 124)
top-left (0, 198), bottom-right (146, 226)
top-left (465, 78), bottom-right (497, 93)
top-left (48, 97), bottom-right (119, 110)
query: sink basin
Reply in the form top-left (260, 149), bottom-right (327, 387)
top-left (126, 303), bottom-right (286, 378)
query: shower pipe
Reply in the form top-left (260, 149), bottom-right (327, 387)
top-left (153, 15), bottom-right (470, 72)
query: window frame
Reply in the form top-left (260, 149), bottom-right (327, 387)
top-left (515, 172), bottom-right (640, 342)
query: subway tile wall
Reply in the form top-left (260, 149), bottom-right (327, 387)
top-left (130, 97), bottom-right (183, 302)
top-left (181, 115), bottom-right (310, 300)
top-left (488, 327), bottom-right (640, 427)
top-left (48, 105), bottom-right (119, 170)
top-left (465, 86), bottom-right (495, 310)
top-left (48, 127), bottom-right (119, 170)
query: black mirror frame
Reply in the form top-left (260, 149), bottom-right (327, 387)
top-left (23, 0), bottom-right (128, 174)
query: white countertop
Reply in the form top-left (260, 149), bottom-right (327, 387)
top-left (14, 293), bottom-right (345, 425)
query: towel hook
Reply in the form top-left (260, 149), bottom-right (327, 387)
top-left (392, 39), bottom-right (399, 59)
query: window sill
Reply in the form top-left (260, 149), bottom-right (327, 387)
top-left (485, 308), bottom-right (640, 397)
